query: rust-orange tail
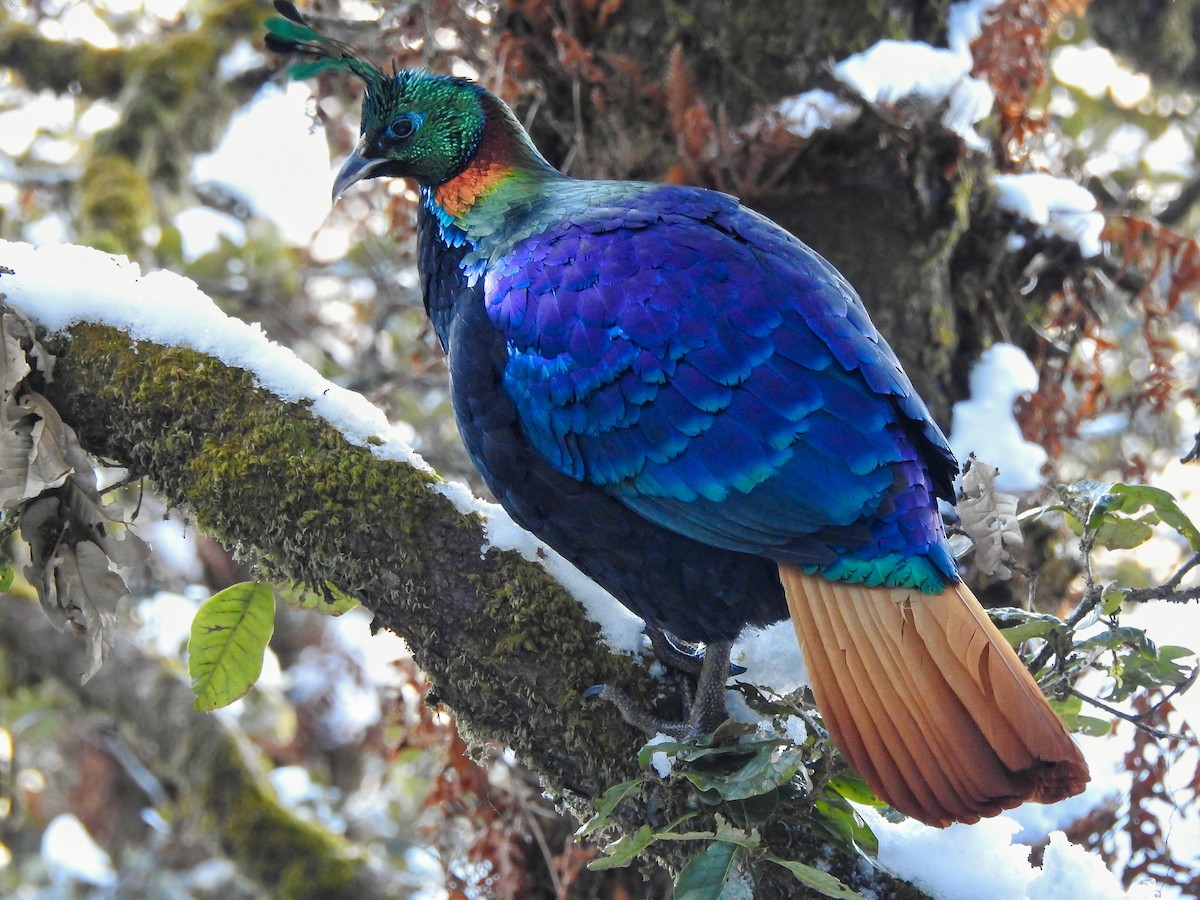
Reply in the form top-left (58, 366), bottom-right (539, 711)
top-left (779, 564), bottom-right (1089, 827)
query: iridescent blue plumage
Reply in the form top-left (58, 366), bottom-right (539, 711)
top-left (480, 182), bottom-right (958, 594)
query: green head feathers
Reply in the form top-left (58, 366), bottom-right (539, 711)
top-left (265, 0), bottom-right (488, 191)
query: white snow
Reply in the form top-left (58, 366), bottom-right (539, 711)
top-left (948, 343), bottom-right (1048, 493)
top-left (946, 0), bottom-right (1005, 59)
top-left (1028, 831), bottom-right (1129, 900)
top-left (774, 90), bottom-right (860, 138)
top-left (832, 40), bottom-right (994, 150)
top-left (731, 620), bottom-right (808, 694)
top-left (789, 0), bottom-right (1006, 149)
top-left (993, 172), bottom-right (1104, 258)
top-left (645, 733), bottom-right (677, 778)
top-left (0, 239), bottom-right (420, 459)
top-left (860, 808), bottom-right (1134, 900)
top-left (40, 814), bottom-right (117, 888)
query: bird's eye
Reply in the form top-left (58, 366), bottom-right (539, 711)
top-left (386, 114), bottom-right (419, 141)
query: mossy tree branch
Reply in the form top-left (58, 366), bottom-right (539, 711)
top-left (18, 315), bottom-right (928, 898)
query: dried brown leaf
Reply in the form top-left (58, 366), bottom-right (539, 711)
top-left (21, 496), bottom-right (127, 683)
top-left (2, 301), bottom-right (146, 680)
top-left (52, 541), bottom-right (124, 682)
top-left (1, 314), bottom-right (31, 400)
top-left (959, 458), bottom-right (1024, 578)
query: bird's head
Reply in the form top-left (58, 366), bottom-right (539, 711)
top-left (265, 1), bottom-right (487, 198)
top-left (337, 72), bottom-right (486, 198)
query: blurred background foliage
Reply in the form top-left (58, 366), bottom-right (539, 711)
top-left (2, 0), bottom-right (1200, 897)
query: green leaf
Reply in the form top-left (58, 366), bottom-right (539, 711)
top-left (1090, 514), bottom-right (1154, 550)
top-left (188, 582), bottom-right (276, 711)
top-left (1110, 641), bottom-right (1194, 701)
top-left (675, 843), bottom-right (755, 900)
top-left (1048, 695), bottom-right (1111, 737)
top-left (1107, 483), bottom-right (1200, 550)
top-left (1075, 626), bottom-right (1150, 654)
top-left (988, 607), bottom-right (1065, 646)
top-left (1057, 481), bottom-right (1200, 550)
top-left (826, 772), bottom-right (884, 807)
top-left (1101, 584), bottom-right (1129, 615)
top-left (813, 795), bottom-right (879, 856)
top-left (682, 744), bottom-right (805, 801)
top-left (0, 557), bottom-right (12, 592)
top-left (587, 824), bottom-right (656, 870)
top-left (577, 778), bottom-right (644, 837)
top-left (726, 789), bottom-right (780, 829)
top-left (765, 856), bottom-right (864, 899)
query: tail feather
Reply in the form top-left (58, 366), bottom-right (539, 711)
top-left (800, 580), bottom-right (960, 822)
top-left (780, 564), bottom-right (1089, 827)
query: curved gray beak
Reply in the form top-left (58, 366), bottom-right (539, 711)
top-left (332, 140), bottom-right (391, 201)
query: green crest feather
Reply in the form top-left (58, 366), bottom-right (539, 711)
top-left (264, 0), bottom-right (386, 88)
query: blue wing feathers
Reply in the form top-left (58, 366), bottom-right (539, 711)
top-left (486, 182), bottom-right (959, 589)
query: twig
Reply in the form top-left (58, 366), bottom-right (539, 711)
top-left (521, 802), bottom-right (562, 898)
top-left (1125, 553), bottom-right (1200, 604)
top-left (1070, 688), bottom-right (1192, 742)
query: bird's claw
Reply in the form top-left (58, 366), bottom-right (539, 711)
top-left (584, 683), bottom-right (696, 739)
top-left (586, 638), bottom-right (736, 739)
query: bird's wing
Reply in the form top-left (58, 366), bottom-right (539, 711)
top-left (484, 184), bottom-right (957, 564)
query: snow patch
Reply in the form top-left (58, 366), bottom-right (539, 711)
top-left (645, 733), bottom-right (677, 778)
top-left (948, 343), bottom-right (1048, 493)
top-left (775, 89), bottom-right (860, 138)
top-left (40, 814), bottom-right (116, 889)
top-left (993, 172), bottom-right (1104, 258)
top-left (832, 40), bottom-right (994, 150)
top-left (0, 240), bottom-right (420, 460)
top-left (861, 808), bottom-right (1131, 900)
top-left (732, 620), bottom-right (808, 694)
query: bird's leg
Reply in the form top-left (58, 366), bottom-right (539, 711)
top-left (645, 628), bottom-right (748, 678)
top-left (586, 639), bottom-right (735, 740)
top-left (684, 639), bottom-right (736, 735)
top-left (645, 627), bottom-right (706, 676)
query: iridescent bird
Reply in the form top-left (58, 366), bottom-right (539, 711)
top-left (266, 1), bottom-right (1088, 826)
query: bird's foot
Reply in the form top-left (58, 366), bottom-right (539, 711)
top-left (586, 638), bottom-right (735, 740)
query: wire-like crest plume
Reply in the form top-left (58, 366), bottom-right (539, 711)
top-left (263, 0), bottom-right (386, 86)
